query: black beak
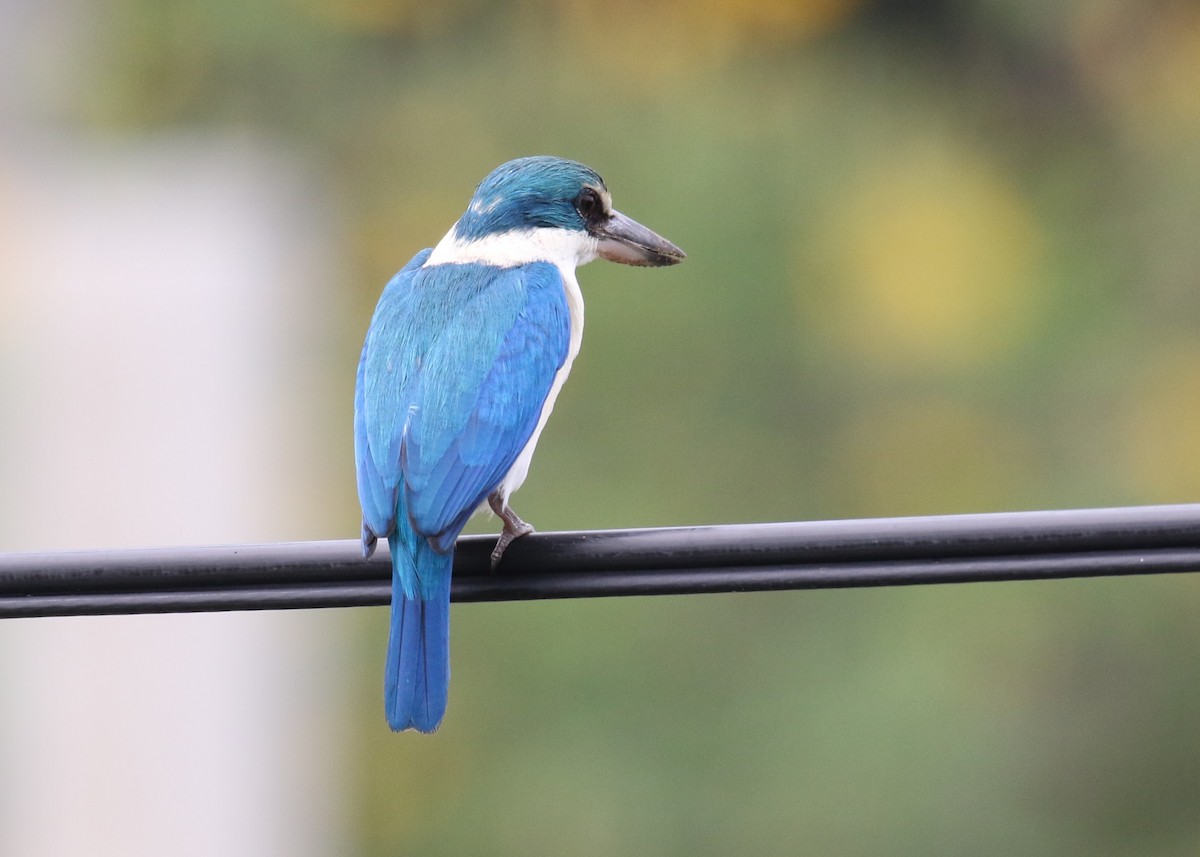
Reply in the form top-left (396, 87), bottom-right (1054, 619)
top-left (594, 210), bottom-right (686, 267)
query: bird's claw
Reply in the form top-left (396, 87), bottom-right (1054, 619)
top-left (488, 492), bottom-right (534, 570)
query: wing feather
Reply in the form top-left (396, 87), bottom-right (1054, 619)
top-left (354, 256), bottom-right (570, 551)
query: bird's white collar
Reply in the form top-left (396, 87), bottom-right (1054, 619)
top-left (426, 225), bottom-right (599, 272)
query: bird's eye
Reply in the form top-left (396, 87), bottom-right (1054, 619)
top-left (577, 188), bottom-right (601, 220)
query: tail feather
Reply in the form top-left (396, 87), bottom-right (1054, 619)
top-left (385, 532), bottom-right (452, 733)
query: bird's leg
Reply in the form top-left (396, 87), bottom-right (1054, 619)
top-left (488, 491), bottom-right (534, 569)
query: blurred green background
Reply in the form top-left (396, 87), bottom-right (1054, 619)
top-left (11, 0), bottom-right (1200, 853)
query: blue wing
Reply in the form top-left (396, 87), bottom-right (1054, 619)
top-left (355, 255), bottom-right (570, 561)
top-left (354, 248), bottom-right (432, 556)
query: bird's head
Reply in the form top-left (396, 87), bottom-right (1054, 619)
top-left (448, 156), bottom-right (685, 268)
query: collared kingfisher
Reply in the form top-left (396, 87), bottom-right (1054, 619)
top-left (354, 156), bottom-right (685, 732)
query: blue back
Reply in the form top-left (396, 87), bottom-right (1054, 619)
top-left (355, 253), bottom-right (571, 595)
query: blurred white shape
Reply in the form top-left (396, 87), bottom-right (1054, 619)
top-left (0, 134), bottom-right (350, 857)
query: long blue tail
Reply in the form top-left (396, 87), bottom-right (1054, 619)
top-left (385, 531), bottom-right (452, 733)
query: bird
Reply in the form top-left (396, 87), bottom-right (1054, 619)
top-left (354, 156), bottom-right (685, 732)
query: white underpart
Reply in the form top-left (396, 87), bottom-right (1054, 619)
top-left (426, 224), bottom-right (598, 507)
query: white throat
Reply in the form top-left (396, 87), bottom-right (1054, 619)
top-left (426, 224), bottom-right (599, 271)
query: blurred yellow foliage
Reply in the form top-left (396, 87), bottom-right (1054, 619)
top-left (1121, 344), bottom-right (1200, 501)
top-left (1073, 2), bottom-right (1200, 146)
top-left (301, 0), bottom-right (460, 34)
top-left (559, 0), bottom-right (864, 76)
top-left (815, 144), bottom-right (1044, 371)
top-left (832, 397), bottom-right (1033, 516)
top-left (301, 0), bottom-right (863, 48)
top-left (691, 0), bottom-right (863, 44)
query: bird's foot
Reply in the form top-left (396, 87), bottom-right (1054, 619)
top-left (488, 493), bottom-right (534, 570)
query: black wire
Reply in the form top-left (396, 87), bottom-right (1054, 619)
top-left (2, 504), bottom-right (1200, 618)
